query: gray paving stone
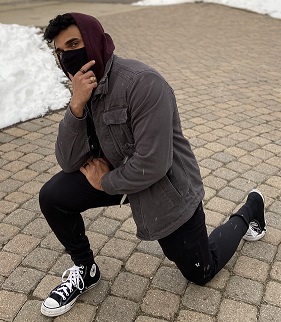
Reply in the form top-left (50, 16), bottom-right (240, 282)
top-left (86, 231), bottom-right (109, 254)
top-left (182, 284), bottom-right (221, 315)
top-left (54, 302), bottom-right (97, 322)
top-left (200, 175), bottom-right (227, 190)
top-left (217, 298), bottom-right (258, 322)
top-left (0, 168), bottom-right (11, 181)
top-left (262, 226), bottom-right (281, 246)
top-left (3, 233), bottom-right (40, 255)
top-left (203, 186), bottom-right (216, 201)
top-left (111, 271), bottom-right (149, 302)
top-left (259, 304), bottom-right (281, 322)
top-left (212, 152), bottom-right (236, 163)
top-left (233, 256), bottom-right (270, 282)
top-left (125, 252), bottom-right (162, 277)
top-left (270, 261), bottom-right (281, 282)
top-left (89, 216), bottom-right (121, 236)
top-left (80, 279), bottom-right (109, 305)
top-left (96, 296), bottom-right (138, 322)
top-left (2, 151), bottom-right (25, 162)
top-left (11, 168), bottom-right (39, 182)
top-left (2, 160), bottom-right (28, 172)
top-left (205, 209), bottom-right (225, 227)
top-left (0, 178), bottom-right (24, 193)
top-left (264, 281), bottom-right (281, 307)
top-left (33, 274), bottom-right (61, 300)
top-left (28, 160), bottom-right (54, 173)
top-left (0, 132), bottom-right (14, 143)
top-left (22, 218), bottom-right (51, 238)
top-left (4, 191), bottom-right (31, 204)
top-left (120, 217), bottom-right (137, 235)
top-left (141, 289), bottom-right (180, 320)
top-left (2, 267), bottom-right (44, 294)
top-left (0, 223), bottom-right (20, 246)
top-left (225, 276), bottom-right (264, 305)
top-left (16, 143), bottom-right (38, 154)
top-left (22, 247), bottom-right (60, 271)
top-left (18, 122), bottom-right (41, 132)
top-left (100, 237), bottom-right (136, 260)
top-left (242, 241), bottom-right (277, 263)
top-left (33, 172), bottom-right (53, 184)
top-left (266, 211), bottom-right (281, 230)
top-left (0, 290), bottom-right (27, 321)
top-left (114, 230), bottom-right (140, 243)
top-left (49, 254), bottom-right (73, 275)
top-left (152, 266), bottom-right (187, 295)
top-left (206, 268), bottom-right (230, 290)
top-left (95, 255), bottom-right (123, 280)
top-left (41, 232), bottom-right (65, 252)
top-left (19, 180), bottom-right (42, 195)
top-left (137, 241), bottom-right (164, 258)
top-left (176, 310), bottom-right (215, 322)
top-left (276, 245), bottom-right (281, 261)
top-left (230, 178), bottom-right (256, 192)
top-left (35, 147), bottom-right (54, 156)
top-left (218, 187), bottom-right (245, 203)
top-left (0, 251), bottom-right (22, 276)
top-left (103, 204), bottom-right (132, 221)
top-left (13, 300), bottom-right (50, 322)
top-left (226, 161), bottom-right (251, 174)
top-left (242, 170), bottom-right (268, 184)
top-left (205, 197), bottom-right (236, 215)
top-left (0, 200), bottom-right (18, 214)
top-left (21, 197), bottom-right (41, 213)
top-left (213, 168), bottom-right (238, 181)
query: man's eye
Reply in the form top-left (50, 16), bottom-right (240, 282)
top-left (71, 42), bottom-right (78, 47)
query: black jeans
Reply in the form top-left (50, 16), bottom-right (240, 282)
top-left (39, 171), bottom-right (249, 285)
top-left (158, 202), bottom-right (249, 285)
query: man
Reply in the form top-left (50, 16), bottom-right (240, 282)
top-left (40, 13), bottom-right (266, 317)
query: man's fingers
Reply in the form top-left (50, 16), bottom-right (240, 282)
top-left (68, 73), bottom-right (74, 80)
top-left (80, 166), bottom-right (87, 175)
top-left (78, 60), bottom-right (95, 74)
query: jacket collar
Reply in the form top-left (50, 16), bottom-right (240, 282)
top-left (94, 54), bottom-right (114, 97)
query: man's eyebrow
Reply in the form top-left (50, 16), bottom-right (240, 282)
top-left (54, 37), bottom-right (81, 54)
top-left (65, 37), bottom-right (80, 46)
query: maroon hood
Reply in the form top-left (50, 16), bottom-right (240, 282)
top-left (69, 12), bottom-right (115, 82)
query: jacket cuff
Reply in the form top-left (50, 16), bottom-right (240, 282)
top-left (63, 105), bottom-right (87, 132)
top-left (101, 172), bottom-right (116, 195)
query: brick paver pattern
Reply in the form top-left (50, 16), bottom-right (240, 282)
top-left (0, 2), bottom-right (281, 322)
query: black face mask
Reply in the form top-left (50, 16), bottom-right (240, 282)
top-left (60, 47), bottom-right (89, 76)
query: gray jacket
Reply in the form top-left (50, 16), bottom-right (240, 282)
top-left (56, 55), bottom-right (204, 240)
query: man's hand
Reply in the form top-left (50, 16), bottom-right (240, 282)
top-left (69, 60), bottom-right (98, 117)
top-left (80, 158), bottom-right (110, 191)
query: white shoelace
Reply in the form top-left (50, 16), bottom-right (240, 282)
top-left (245, 221), bottom-right (261, 237)
top-left (53, 265), bottom-right (84, 300)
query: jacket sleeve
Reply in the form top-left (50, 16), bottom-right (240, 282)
top-left (55, 106), bottom-right (91, 172)
top-left (101, 70), bottom-right (175, 194)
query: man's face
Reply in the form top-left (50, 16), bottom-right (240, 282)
top-left (54, 25), bottom-right (84, 58)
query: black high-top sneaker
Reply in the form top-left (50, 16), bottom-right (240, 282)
top-left (41, 263), bottom-right (100, 317)
top-left (243, 189), bottom-right (267, 242)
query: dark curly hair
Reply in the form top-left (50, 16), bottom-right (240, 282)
top-left (44, 13), bottom-right (76, 43)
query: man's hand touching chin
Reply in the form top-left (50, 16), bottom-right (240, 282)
top-left (80, 158), bottom-right (110, 191)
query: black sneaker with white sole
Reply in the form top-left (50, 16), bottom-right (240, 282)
top-left (243, 189), bottom-right (266, 242)
top-left (41, 263), bottom-right (100, 317)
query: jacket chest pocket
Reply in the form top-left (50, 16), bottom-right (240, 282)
top-left (103, 108), bottom-right (135, 157)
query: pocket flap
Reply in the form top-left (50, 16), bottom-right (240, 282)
top-left (103, 109), bottom-right (128, 125)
